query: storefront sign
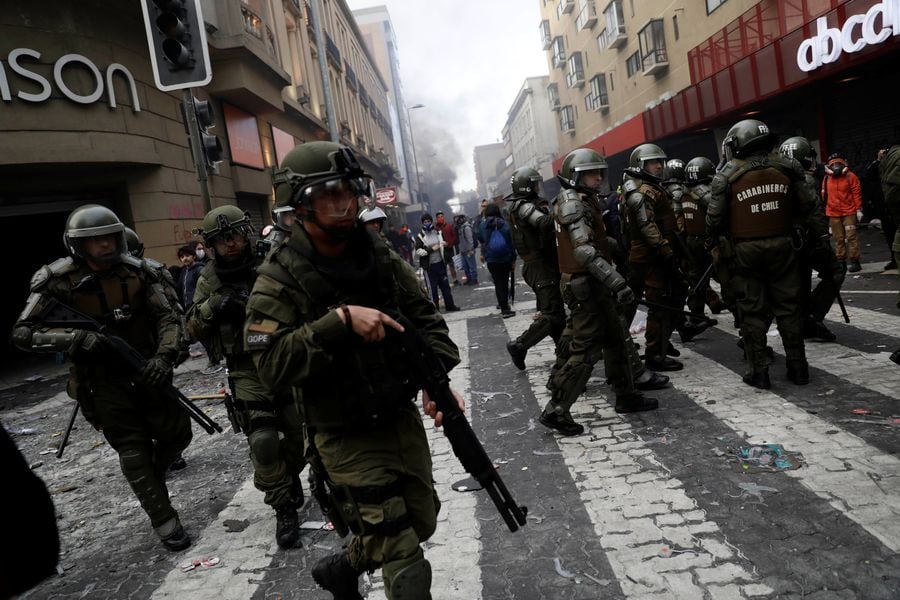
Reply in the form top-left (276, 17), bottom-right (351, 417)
top-left (374, 187), bottom-right (397, 206)
top-left (797, 0), bottom-right (900, 72)
top-left (0, 48), bottom-right (141, 111)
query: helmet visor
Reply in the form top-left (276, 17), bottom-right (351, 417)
top-left (303, 177), bottom-right (370, 218)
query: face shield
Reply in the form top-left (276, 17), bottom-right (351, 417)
top-left (300, 177), bottom-right (371, 219)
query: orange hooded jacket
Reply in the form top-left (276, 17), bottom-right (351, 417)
top-left (821, 160), bottom-right (862, 218)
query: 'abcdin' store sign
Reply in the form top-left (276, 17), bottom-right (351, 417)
top-left (796, 0), bottom-right (900, 72)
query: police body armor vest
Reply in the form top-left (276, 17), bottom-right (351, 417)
top-left (258, 228), bottom-right (420, 431)
top-left (682, 185), bottom-right (709, 237)
top-left (65, 260), bottom-right (158, 359)
top-left (625, 181), bottom-right (679, 247)
top-left (202, 262), bottom-right (257, 361)
top-left (555, 192), bottom-right (612, 274)
top-left (729, 166), bottom-right (792, 239)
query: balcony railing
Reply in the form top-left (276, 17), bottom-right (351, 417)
top-left (345, 61), bottom-right (358, 91)
top-left (359, 87), bottom-right (369, 107)
top-left (540, 19), bottom-right (552, 50)
top-left (557, 0), bottom-right (575, 19)
top-left (325, 32), bottom-right (341, 70)
top-left (576, 0), bottom-right (597, 31)
top-left (241, 5), bottom-right (263, 39)
top-left (642, 48), bottom-right (669, 75)
top-left (547, 83), bottom-right (561, 111)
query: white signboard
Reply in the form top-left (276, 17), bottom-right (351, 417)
top-left (797, 0), bottom-right (900, 72)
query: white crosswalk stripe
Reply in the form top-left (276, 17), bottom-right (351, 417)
top-left (502, 317), bottom-right (774, 599)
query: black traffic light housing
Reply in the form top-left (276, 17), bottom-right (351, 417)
top-left (141, 0), bottom-right (212, 91)
top-left (180, 97), bottom-right (223, 167)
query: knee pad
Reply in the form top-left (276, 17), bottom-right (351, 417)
top-left (248, 428), bottom-right (281, 465)
top-left (119, 447), bottom-right (152, 475)
top-left (385, 554), bottom-right (432, 600)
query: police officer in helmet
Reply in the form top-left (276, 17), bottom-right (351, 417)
top-left (708, 119), bottom-right (825, 388)
top-left (245, 141), bottom-right (461, 599)
top-left (13, 205), bottom-right (192, 551)
top-left (187, 205), bottom-right (307, 549)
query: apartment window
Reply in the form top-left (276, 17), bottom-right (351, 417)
top-left (601, 1), bottom-right (627, 48)
top-left (559, 105), bottom-right (575, 132)
top-left (557, 0), bottom-right (574, 20)
top-left (575, 0), bottom-right (598, 31)
top-left (625, 51), bottom-right (641, 77)
top-left (706, 0), bottom-right (728, 14)
top-left (597, 28), bottom-right (607, 50)
top-left (551, 36), bottom-right (566, 69)
top-left (540, 19), bottom-right (552, 50)
top-left (547, 82), bottom-right (561, 110)
top-left (586, 73), bottom-right (608, 111)
top-left (566, 52), bottom-right (585, 88)
top-left (638, 19), bottom-right (668, 74)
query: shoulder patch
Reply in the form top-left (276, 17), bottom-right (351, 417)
top-left (247, 318), bottom-right (279, 334)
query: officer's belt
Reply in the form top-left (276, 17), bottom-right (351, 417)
top-left (348, 478), bottom-right (405, 504)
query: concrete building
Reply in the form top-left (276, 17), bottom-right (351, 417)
top-left (502, 75), bottom-right (561, 191)
top-left (0, 0), bottom-right (400, 354)
top-left (473, 142), bottom-right (507, 200)
top-left (539, 0), bottom-right (900, 180)
top-left (352, 5), bottom-right (418, 214)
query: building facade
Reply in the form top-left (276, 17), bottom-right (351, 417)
top-left (0, 0), bottom-right (400, 355)
top-left (503, 76), bottom-right (561, 187)
top-left (353, 5), bottom-right (418, 214)
top-left (540, 0), bottom-right (900, 179)
top-left (473, 142), bottom-right (508, 200)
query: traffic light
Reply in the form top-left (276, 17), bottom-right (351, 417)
top-left (188, 97), bottom-right (223, 167)
top-left (141, 0), bottom-right (212, 92)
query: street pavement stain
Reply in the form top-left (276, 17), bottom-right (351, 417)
top-left (467, 314), bottom-right (625, 599)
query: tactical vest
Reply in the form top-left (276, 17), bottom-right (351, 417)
top-left (555, 193), bottom-right (612, 274)
top-left (682, 185), bottom-right (708, 236)
top-left (201, 262), bottom-right (257, 361)
top-left (625, 182), bottom-right (679, 244)
top-left (729, 167), bottom-right (792, 239)
top-left (509, 198), bottom-right (557, 270)
top-left (63, 261), bottom-right (159, 358)
top-left (258, 228), bottom-right (420, 431)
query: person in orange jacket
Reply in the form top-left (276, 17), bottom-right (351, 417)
top-left (822, 152), bottom-right (863, 272)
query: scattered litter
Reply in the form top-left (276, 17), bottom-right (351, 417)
top-left (30, 461), bottom-right (44, 469)
top-left (323, 522), bottom-right (335, 531)
top-left (658, 544), bottom-right (702, 558)
top-left (521, 466), bottom-right (528, 471)
top-left (51, 431), bottom-right (63, 438)
top-left (581, 572), bottom-right (611, 586)
top-left (731, 444), bottom-right (804, 473)
top-left (532, 450), bottom-right (562, 456)
top-left (90, 440), bottom-right (105, 449)
top-left (12, 428), bottom-right (38, 436)
top-left (223, 519), bottom-right (250, 533)
top-left (451, 476), bottom-right (483, 492)
top-left (553, 557), bottom-right (577, 579)
top-left (39, 449), bottom-right (57, 455)
top-left (179, 556), bottom-right (221, 572)
top-left (734, 482), bottom-right (779, 502)
top-left (24, 375), bottom-right (44, 383)
top-left (852, 408), bottom-right (875, 415)
top-left (51, 484), bottom-right (78, 494)
top-left (299, 521), bottom-right (327, 530)
top-left (496, 408), bottom-right (522, 419)
top-left (712, 448), bottom-right (726, 457)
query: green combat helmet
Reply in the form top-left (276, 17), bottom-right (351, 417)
top-left (779, 136), bottom-right (817, 170)
top-left (722, 119), bottom-right (775, 160)
top-left (625, 144), bottom-right (667, 181)
top-left (195, 205), bottom-right (256, 269)
top-left (510, 167), bottom-right (542, 198)
top-left (684, 157), bottom-right (716, 185)
top-left (63, 204), bottom-right (127, 264)
top-left (664, 158), bottom-right (685, 182)
top-left (273, 141), bottom-right (371, 211)
top-left (124, 227), bottom-right (145, 258)
top-left (557, 148), bottom-right (608, 193)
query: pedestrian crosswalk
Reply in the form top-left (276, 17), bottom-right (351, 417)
top-left (13, 301), bottom-right (900, 599)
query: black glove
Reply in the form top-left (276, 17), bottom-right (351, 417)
top-left (141, 356), bottom-right (171, 386)
top-left (69, 330), bottom-right (110, 360)
top-left (614, 283), bottom-right (636, 306)
top-left (662, 252), bottom-right (684, 281)
top-left (212, 294), bottom-right (247, 321)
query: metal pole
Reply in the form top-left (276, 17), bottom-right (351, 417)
top-left (182, 89), bottom-right (212, 213)
top-left (309, 0), bottom-right (339, 142)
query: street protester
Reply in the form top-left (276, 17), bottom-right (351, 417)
top-left (707, 119), bottom-right (826, 389)
top-left (822, 151), bottom-right (864, 273)
top-left (12, 205), bottom-right (193, 551)
top-left (244, 141), bottom-right (461, 599)
top-left (187, 205), bottom-right (306, 549)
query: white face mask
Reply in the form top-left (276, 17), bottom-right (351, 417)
top-left (195, 248), bottom-right (206, 260)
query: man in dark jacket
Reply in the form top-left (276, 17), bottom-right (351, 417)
top-left (479, 203), bottom-right (517, 317)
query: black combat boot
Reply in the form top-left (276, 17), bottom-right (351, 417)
top-left (736, 339), bottom-right (775, 359)
top-left (615, 392), bottom-right (659, 414)
top-left (645, 355), bottom-right (684, 372)
top-left (635, 371), bottom-right (670, 391)
top-left (312, 553), bottom-right (364, 600)
top-left (539, 411), bottom-right (584, 436)
top-left (506, 340), bottom-right (527, 370)
top-left (786, 360), bottom-right (810, 385)
top-left (274, 504), bottom-right (300, 549)
top-left (803, 320), bottom-right (836, 342)
top-left (665, 342), bottom-right (680, 357)
top-left (168, 455), bottom-right (187, 472)
top-left (156, 517), bottom-right (191, 551)
top-left (742, 368), bottom-right (771, 390)
top-left (890, 348), bottom-right (900, 365)
top-left (679, 319), bottom-right (716, 343)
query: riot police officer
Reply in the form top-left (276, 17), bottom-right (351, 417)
top-left (504, 167), bottom-right (568, 371)
top-left (245, 141), bottom-right (461, 599)
top-left (779, 136), bottom-right (844, 342)
top-left (623, 144), bottom-right (706, 372)
top-left (186, 205), bottom-right (306, 549)
top-left (258, 204), bottom-right (296, 258)
top-left (707, 119), bottom-right (825, 388)
top-left (12, 205), bottom-right (192, 550)
top-left (682, 157), bottom-right (726, 322)
top-left (543, 148), bottom-right (660, 437)
top-left (663, 158), bottom-right (687, 234)
top-left (360, 205), bottom-right (388, 236)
